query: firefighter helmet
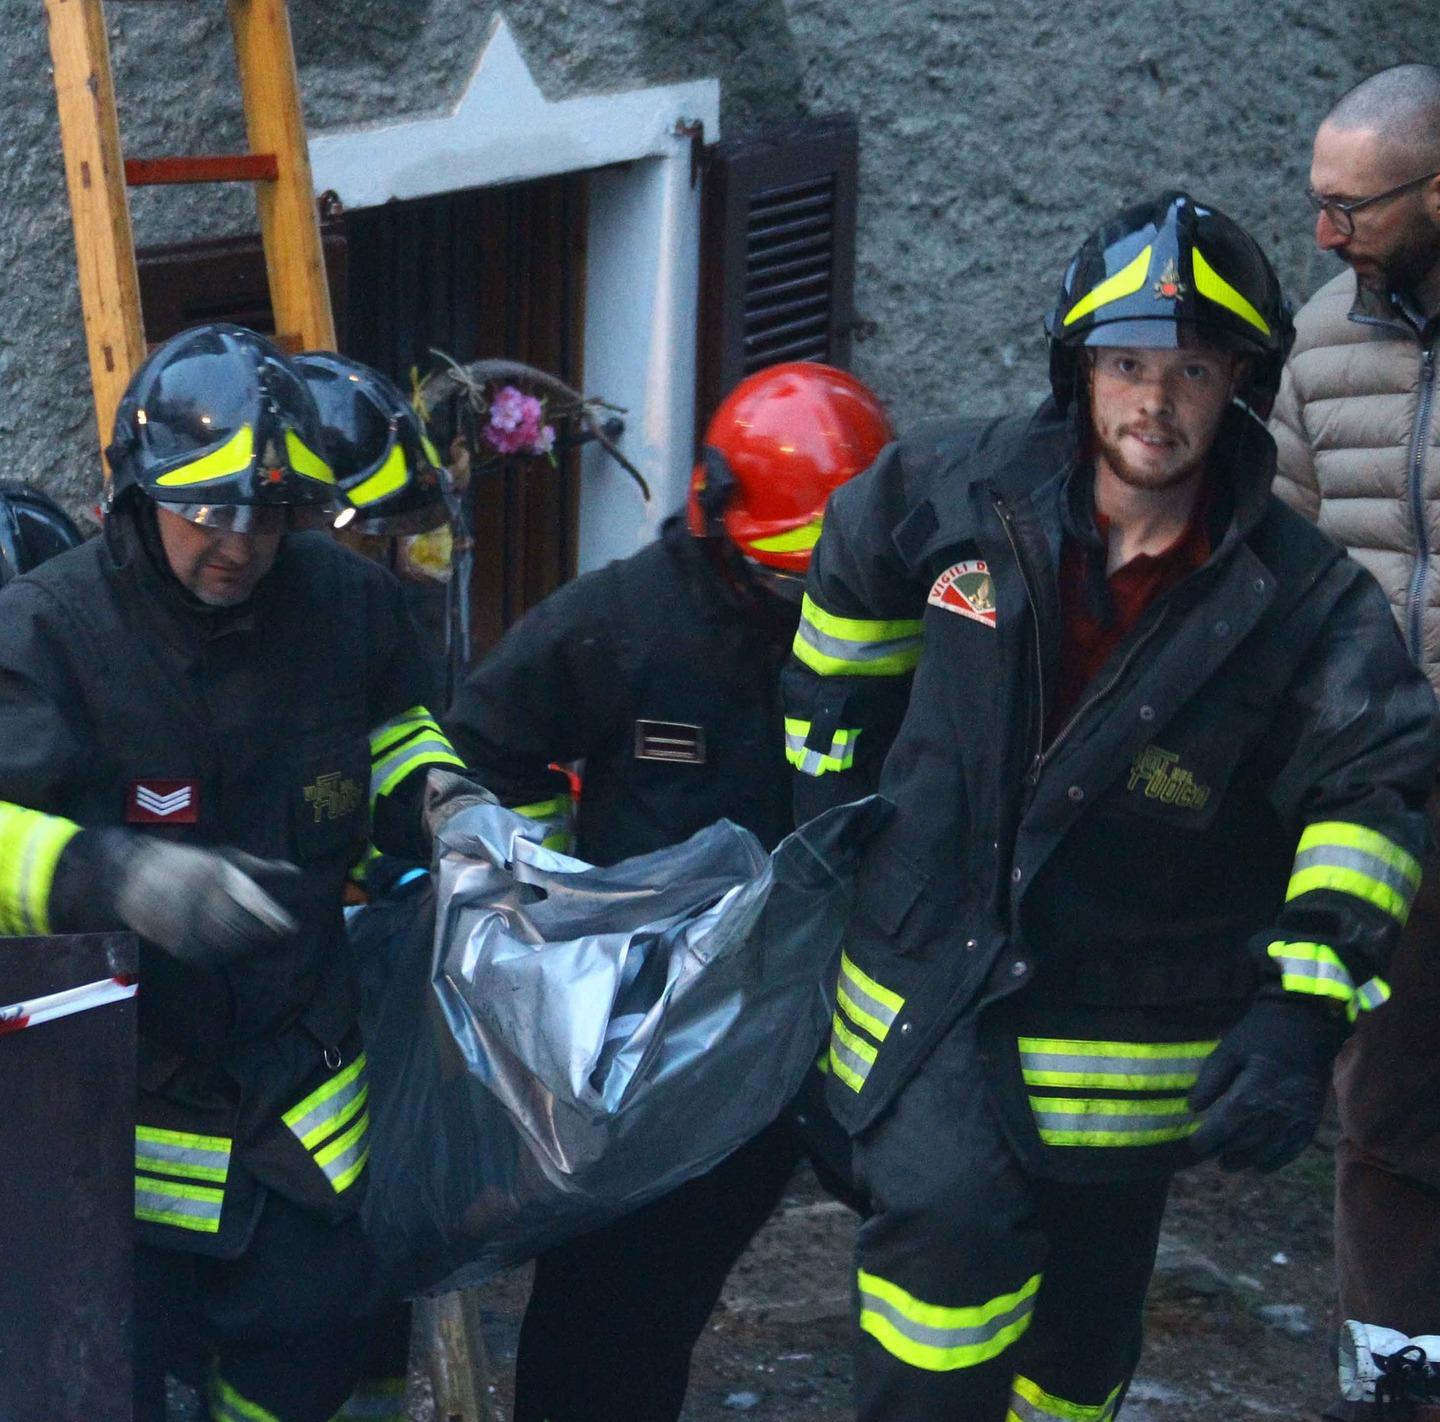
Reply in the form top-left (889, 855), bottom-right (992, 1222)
top-left (294, 352), bottom-right (448, 535)
top-left (0, 482), bottom-right (84, 587)
top-left (687, 362), bottom-right (892, 575)
top-left (1045, 191), bottom-right (1294, 418)
top-left (107, 323), bottom-right (343, 532)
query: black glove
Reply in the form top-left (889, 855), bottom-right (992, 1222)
top-left (1186, 997), bottom-right (1348, 1173)
top-left (110, 836), bottom-right (299, 969)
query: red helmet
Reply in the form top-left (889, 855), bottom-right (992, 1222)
top-left (687, 362), bottom-right (892, 573)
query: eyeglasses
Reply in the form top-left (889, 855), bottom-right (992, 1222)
top-left (1306, 169), bottom-right (1440, 236)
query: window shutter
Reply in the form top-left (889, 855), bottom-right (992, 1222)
top-left (697, 113), bottom-right (859, 430)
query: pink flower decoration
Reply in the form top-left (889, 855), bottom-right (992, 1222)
top-left (481, 384), bottom-right (555, 457)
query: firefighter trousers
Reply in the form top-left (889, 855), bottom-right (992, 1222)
top-left (512, 1118), bottom-right (803, 1422)
top-left (851, 1020), bottom-right (1171, 1421)
top-left (133, 1190), bottom-right (408, 1422)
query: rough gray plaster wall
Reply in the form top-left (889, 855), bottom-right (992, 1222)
top-left (0, 0), bottom-right (1432, 512)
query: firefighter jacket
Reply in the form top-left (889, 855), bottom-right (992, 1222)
top-left (0, 507), bottom-right (462, 1255)
top-left (443, 515), bottom-right (797, 863)
top-left (783, 401), bottom-right (1439, 1183)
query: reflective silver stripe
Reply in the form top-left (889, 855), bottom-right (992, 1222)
top-left (1269, 946), bottom-right (1353, 994)
top-left (314, 1113), bottom-right (370, 1194)
top-left (838, 963), bottom-right (899, 1040)
top-left (371, 736), bottom-right (464, 802)
top-left (135, 1174), bottom-right (224, 1232)
top-left (134, 1134), bottom-right (231, 1183)
top-left (828, 1018), bottom-right (875, 1094)
top-left (1355, 977), bottom-right (1391, 1012)
top-left (1291, 843), bottom-right (1418, 906)
top-left (283, 1055), bottom-right (367, 1148)
top-left (1030, 1097), bottom-right (1195, 1145)
top-left (1009, 1374), bottom-right (1124, 1422)
top-left (1018, 1045), bottom-right (1211, 1089)
top-left (857, 1275), bottom-right (1036, 1357)
top-left (795, 617), bottom-right (922, 670)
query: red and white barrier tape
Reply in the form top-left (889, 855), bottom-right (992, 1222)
top-left (0, 974), bottom-right (137, 1037)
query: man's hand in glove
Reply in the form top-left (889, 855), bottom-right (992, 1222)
top-left (421, 768), bottom-right (498, 844)
top-left (112, 838), bottom-right (299, 968)
top-left (1187, 997), bottom-right (1349, 1173)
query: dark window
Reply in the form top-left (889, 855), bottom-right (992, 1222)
top-left (697, 114), bottom-right (860, 432)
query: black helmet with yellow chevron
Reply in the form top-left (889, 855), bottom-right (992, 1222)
top-left (1045, 191), bottom-right (1294, 418)
top-left (294, 352), bottom-right (448, 535)
top-left (107, 323), bottom-right (343, 532)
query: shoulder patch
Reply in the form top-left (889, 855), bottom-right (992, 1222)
top-left (928, 560), bottom-right (997, 627)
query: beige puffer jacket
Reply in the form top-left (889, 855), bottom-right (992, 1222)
top-left (1271, 268), bottom-right (1440, 689)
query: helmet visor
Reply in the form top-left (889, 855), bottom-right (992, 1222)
top-left (1079, 317), bottom-right (1262, 356)
top-left (159, 500), bottom-right (344, 533)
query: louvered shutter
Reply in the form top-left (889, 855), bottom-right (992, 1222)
top-left (697, 114), bottom-right (860, 430)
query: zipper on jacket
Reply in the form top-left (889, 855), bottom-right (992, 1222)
top-left (1029, 605), bottom-right (1170, 787)
top-left (1405, 340), bottom-right (1438, 662)
top-left (993, 496), bottom-right (1046, 782)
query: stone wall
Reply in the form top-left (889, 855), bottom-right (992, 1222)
top-left (0, 0), bottom-right (1430, 511)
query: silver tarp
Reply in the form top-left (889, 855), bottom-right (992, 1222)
top-left (360, 796), bottom-right (885, 1295)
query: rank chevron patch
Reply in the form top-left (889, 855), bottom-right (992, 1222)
top-left (127, 779), bottom-right (200, 824)
top-left (928, 559), bottom-right (997, 627)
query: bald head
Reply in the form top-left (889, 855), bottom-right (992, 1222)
top-left (1323, 65), bottom-right (1440, 180)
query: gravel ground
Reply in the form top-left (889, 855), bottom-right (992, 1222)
top-left (402, 1139), bottom-right (1341, 1422)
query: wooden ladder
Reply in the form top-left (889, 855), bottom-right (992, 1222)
top-left (44, 0), bottom-right (336, 471)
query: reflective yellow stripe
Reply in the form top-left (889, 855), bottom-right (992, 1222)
top-left (210, 1375), bottom-right (283, 1422)
top-left (154, 424), bottom-right (254, 488)
top-left (421, 434), bottom-right (444, 468)
top-left (0, 803), bottom-right (81, 936)
top-left (841, 950), bottom-right (904, 1013)
top-left (1267, 940), bottom-right (1354, 1006)
top-left (284, 429), bottom-right (335, 484)
top-left (314, 1109), bottom-right (371, 1194)
top-left (369, 706), bottom-right (464, 804)
top-left (1286, 821), bottom-right (1421, 924)
top-left (752, 516), bottom-right (824, 554)
top-left (1062, 246), bottom-right (1152, 328)
top-left (283, 1054), bottom-right (367, 1147)
top-left (346, 442), bottom-right (408, 506)
top-left (837, 952), bottom-right (904, 1042)
top-left (1192, 245), bottom-right (1271, 336)
top-left (135, 1124), bottom-right (232, 1184)
top-left (857, 1269), bottom-right (1039, 1372)
top-left (1018, 1036), bottom-right (1216, 1092)
top-left (784, 716), bottom-right (860, 776)
top-left (793, 593), bottom-right (923, 678)
top-left (1029, 1094), bottom-right (1196, 1147)
top-left (829, 1011), bottom-right (876, 1094)
top-left (135, 1173), bottom-right (225, 1233)
top-left (1007, 1373), bottom-right (1125, 1422)
top-left (369, 705), bottom-right (438, 756)
top-left (1356, 976), bottom-right (1391, 1013)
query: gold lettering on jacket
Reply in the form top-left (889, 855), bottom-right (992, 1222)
top-left (304, 772), bottom-right (364, 822)
top-left (1126, 746), bottom-right (1211, 811)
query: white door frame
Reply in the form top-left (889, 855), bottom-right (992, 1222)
top-left (308, 16), bottom-right (721, 571)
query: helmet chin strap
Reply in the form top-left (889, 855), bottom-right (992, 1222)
top-left (742, 558), bottom-right (806, 605)
top-left (696, 446), bottom-right (738, 536)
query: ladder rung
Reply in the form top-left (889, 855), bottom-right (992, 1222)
top-left (125, 154), bottom-right (278, 187)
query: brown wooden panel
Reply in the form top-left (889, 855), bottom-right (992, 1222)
top-left (342, 174), bottom-right (587, 664)
top-left (0, 932), bottom-right (137, 1422)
